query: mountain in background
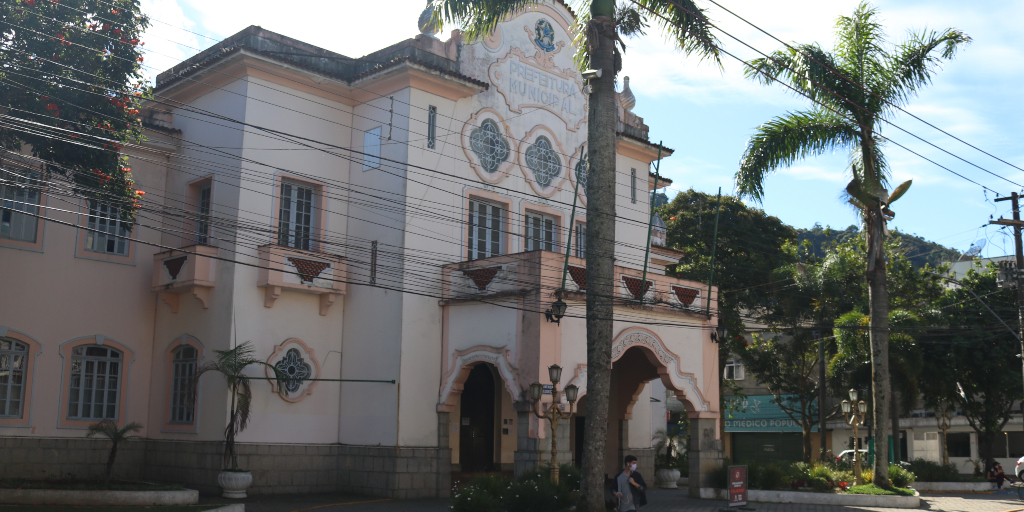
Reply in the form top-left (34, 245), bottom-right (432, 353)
top-left (797, 223), bottom-right (961, 268)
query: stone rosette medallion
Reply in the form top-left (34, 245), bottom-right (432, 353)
top-left (518, 125), bottom-right (570, 197)
top-left (266, 338), bottom-right (321, 402)
top-left (461, 108), bottom-right (516, 184)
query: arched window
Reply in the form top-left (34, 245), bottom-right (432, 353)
top-left (170, 345), bottom-right (198, 424)
top-left (0, 338), bottom-right (28, 418)
top-left (68, 345), bottom-right (122, 420)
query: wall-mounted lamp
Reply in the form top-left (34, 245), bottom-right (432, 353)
top-left (545, 299), bottom-right (567, 325)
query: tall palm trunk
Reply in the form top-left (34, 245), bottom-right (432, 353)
top-left (579, 4), bottom-right (618, 510)
top-left (865, 203), bottom-right (891, 485)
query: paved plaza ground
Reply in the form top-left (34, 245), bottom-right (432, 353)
top-left (200, 489), bottom-right (1024, 512)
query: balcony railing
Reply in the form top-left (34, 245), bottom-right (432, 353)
top-left (257, 244), bottom-right (345, 316)
top-left (152, 245), bottom-right (218, 312)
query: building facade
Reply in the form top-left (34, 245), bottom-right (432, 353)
top-left (0, 4), bottom-right (722, 498)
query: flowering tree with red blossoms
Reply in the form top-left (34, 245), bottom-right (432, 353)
top-left (1, 0), bottom-right (150, 224)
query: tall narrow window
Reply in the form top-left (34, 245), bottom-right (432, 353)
top-left (1, 170), bottom-right (41, 242)
top-left (85, 201), bottom-right (130, 255)
top-left (525, 212), bottom-right (555, 252)
top-left (68, 346), bottom-right (122, 420)
top-left (170, 346), bottom-right (197, 424)
top-left (0, 338), bottom-right (28, 419)
top-left (196, 184), bottom-right (211, 245)
top-left (467, 199), bottom-right (503, 260)
top-left (427, 106), bottom-right (437, 150)
top-left (278, 181), bottom-right (315, 251)
top-left (630, 169), bottom-right (637, 203)
top-left (363, 127), bottom-right (382, 170)
top-left (574, 222), bottom-right (586, 259)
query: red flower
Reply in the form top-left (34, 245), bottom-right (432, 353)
top-left (113, 29), bottom-right (121, 35)
top-left (25, 0), bottom-right (36, 6)
top-left (137, 56), bottom-right (144, 62)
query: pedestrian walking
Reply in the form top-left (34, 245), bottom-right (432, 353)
top-left (614, 455), bottom-right (647, 510)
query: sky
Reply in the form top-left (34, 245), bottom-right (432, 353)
top-left (137, 0), bottom-right (1024, 259)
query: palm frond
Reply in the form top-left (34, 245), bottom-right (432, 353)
top-left (745, 44), bottom-right (857, 114)
top-left (616, 5), bottom-right (648, 38)
top-left (430, 0), bottom-right (542, 41)
top-left (737, 109), bottom-right (859, 201)
top-left (877, 28), bottom-right (971, 114)
top-left (235, 376), bottom-right (252, 433)
top-left (638, 0), bottom-right (721, 67)
top-left (833, 2), bottom-right (887, 86)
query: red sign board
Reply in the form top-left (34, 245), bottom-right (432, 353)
top-left (728, 465), bottom-right (747, 507)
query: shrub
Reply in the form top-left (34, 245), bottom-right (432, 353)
top-left (905, 459), bottom-right (959, 482)
top-left (709, 463), bottom-right (729, 489)
top-left (888, 463), bottom-right (917, 488)
top-left (451, 475), bottom-right (508, 512)
top-left (504, 477), bottom-right (576, 512)
top-left (751, 463), bottom-right (788, 490)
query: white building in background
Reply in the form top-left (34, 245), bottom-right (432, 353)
top-left (0, 3), bottom-right (724, 498)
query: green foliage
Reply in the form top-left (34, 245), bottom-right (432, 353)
top-left (905, 458), bottom-right (958, 481)
top-left (796, 224), bottom-right (959, 269)
top-left (450, 465), bottom-right (580, 512)
top-left (85, 419), bottom-right (142, 479)
top-left (0, 0), bottom-right (152, 223)
top-left (709, 461), bottom-right (861, 492)
top-left (846, 483), bottom-right (915, 496)
top-left (828, 309), bottom-right (923, 412)
top-left (919, 264), bottom-right (1023, 467)
top-left (888, 463), bottom-right (917, 488)
top-left (193, 341), bottom-right (286, 470)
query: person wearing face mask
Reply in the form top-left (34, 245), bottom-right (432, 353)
top-left (614, 455), bottom-right (647, 511)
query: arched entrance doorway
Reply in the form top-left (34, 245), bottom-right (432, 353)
top-left (459, 363), bottom-right (496, 472)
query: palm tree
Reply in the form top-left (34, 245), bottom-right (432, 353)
top-left (192, 341), bottom-right (284, 471)
top-left (734, 1), bottom-right (969, 485)
top-left (86, 420), bottom-right (143, 482)
top-left (430, 1), bottom-right (718, 508)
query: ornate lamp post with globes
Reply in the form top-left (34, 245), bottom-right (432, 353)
top-left (530, 364), bottom-right (578, 483)
top-left (842, 388), bottom-right (868, 485)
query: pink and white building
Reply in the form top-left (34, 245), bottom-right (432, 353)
top-left (0, 3), bottom-right (722, 498)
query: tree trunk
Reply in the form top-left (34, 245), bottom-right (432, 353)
top-left (977, 429), bottom-right (995, 472)
top-left (865, 205), bottom-right (891, 486)
top-left (802, 422), bottom-right (812, 463)
top-left (890, 387), bottom-right (900, 463)
top-left (578, 6), bottom-right (618, 511)
top-left (105, 441), bottom-right (118, 481)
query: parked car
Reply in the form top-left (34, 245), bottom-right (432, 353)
top-left (1016, 455), bottom-right (1024, 479)
top-left (836, 449), bottom-right (870, 464)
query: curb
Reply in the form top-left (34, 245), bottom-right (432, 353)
top-left (208, 504), bottom-right (246, 512)
top-left (0, 488), bottom-right (199, 505)
top-left (700, 487), bottom-right (921, 508)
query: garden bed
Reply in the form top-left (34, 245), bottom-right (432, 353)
top-left (699, 487), bottom-right (921, 508)
top-left (0, 480), bottom-right (197, 506)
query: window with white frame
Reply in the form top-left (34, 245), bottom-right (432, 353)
top-left (196, 184), bottom-right (211, 245)
top-left (68, 345), bottom-right (122, 420)
top-left (525, 212), bottom-right (556, 252)
top-left (85, 200), bottom-right (130, 255)
top-left (363, 127), bottom-right (381, 170)
top-left (170, 345), bottom-right (197, 424)
top-left (1, 169), bottom-right (41, 243)
top-left (724, 359), bottom-right (745, 380)
top-left (574, 222), bottom-right (586, 258)
top-left (278, 181), bottom-right (315, 251)
top-left (630, 169), bottom-right (637, 203)
top-left (0, 338), bottom-right (28, 418)
top-left (468, 199), bottom-right (503, 260)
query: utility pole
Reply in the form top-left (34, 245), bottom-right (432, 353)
top-left (990, 192), bottom-right (1024, 430)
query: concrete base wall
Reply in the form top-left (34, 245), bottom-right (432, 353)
top-left (2, 437), bottom-right (450, 498)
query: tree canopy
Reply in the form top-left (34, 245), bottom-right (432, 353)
top-left (1, 0), bottom-right (150, 222)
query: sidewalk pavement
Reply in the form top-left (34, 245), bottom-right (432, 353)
top-left (200, 489), bottom-right (1024, 512)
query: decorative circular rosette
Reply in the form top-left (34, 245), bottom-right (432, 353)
top-left (462, 109), bottom-right (516, 185)
top-left (517, 125), bottom-right (570, 198)
top-left (566, 142), bottom-right (588, 206)
top-left (265, 338), bottom-right (321, 402)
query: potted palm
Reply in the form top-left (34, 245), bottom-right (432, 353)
top-left (193, 341), bottom-right (284, 498)
top-left (653, 425), bottom-right (687, 489)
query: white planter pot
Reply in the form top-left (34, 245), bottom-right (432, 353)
top-left (655, 468), bottom-right (681, 489)
top-left (218, 470), bottom-right (253, 499)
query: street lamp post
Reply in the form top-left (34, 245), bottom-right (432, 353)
top-left (530, 364), bottom-right (579, 483)
top-left (842, 389), bottom-right (868, 485)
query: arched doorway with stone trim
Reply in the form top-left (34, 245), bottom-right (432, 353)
top-left (565, 327), bottom-right (713, 480)
top-left (438, 348), bottom-right (523, 478)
